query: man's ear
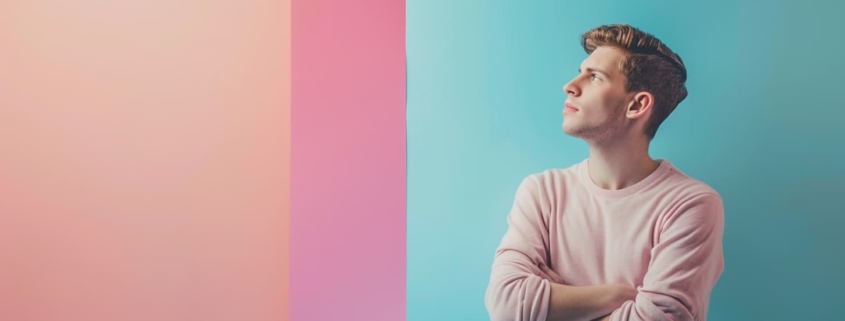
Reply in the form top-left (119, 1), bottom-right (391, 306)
top-left (626, 91), bottom-right (654, 120)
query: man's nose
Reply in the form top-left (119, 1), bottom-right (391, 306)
top-left (563, 80), bottom-right (579, 96)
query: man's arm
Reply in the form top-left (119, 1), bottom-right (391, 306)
top-left (538, 264), bottom-right (638, 321)
top-left (484, 175), bottom-right (637, 321)
top-left (601, 193), bottom-right (726, 321)
top-left (547, 282), bottom-right (638, 321)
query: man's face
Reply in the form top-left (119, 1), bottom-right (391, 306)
top-left (562, 46), bottom-right (634, 144)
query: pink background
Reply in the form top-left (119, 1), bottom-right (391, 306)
top-left (290, 0), bottom-right (406, 320)
top-left (0, 1), bottom-right (290, 320)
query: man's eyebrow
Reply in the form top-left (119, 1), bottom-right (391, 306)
top-left (578, 67), bottom-right (611, 77)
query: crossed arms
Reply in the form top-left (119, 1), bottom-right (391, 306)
top-left (484, 176), bottom-right (725, 321)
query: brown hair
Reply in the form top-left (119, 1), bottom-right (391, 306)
top-left (581, 24), bottom-right (688, 139)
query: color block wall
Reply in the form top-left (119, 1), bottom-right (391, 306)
top-left (2, 1), bottom-right (843, 321)
top-left (1, 1), bottom-right (292, 320)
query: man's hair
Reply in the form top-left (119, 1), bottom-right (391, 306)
top-left (581, 24), bottom-right (687, 140)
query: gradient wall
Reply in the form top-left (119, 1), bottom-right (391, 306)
top-left (1, 1), bottom-right (291, 320)
top-left (1, 0), bottom-right (405, 320)
top-left (290, 0), bottom-right (406, 321)
top-left (407, 0), bottom-right (845, 320)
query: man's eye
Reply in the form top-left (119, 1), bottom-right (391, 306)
top-left (590, 74), bottom-right (600, 81)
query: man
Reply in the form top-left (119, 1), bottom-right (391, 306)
top-left (484, 24), bottom-right (725, 321)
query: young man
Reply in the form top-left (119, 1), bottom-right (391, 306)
top-left (484, 24), bottom-right (725, 321)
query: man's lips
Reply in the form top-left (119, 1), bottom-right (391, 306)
top-left (564, 102), bottom-right (579, 112)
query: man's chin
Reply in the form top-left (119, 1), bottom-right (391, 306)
top-left (561, 125), bottom-right (581, 138)
top-left (563, 127), bottom-right (598, 143)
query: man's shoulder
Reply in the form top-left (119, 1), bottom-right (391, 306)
top-left (659, 165), bottom-right (722, 210)
top-left (659, 161), bottom-right (723, 204)
top-left (516, 160), bottom-right (586, 196)
top-left (523, 158), bottom-right (583, 180)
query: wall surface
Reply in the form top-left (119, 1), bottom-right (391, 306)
top-left (1, 1), bottom-right (290, 320)
top-left (407, 1), bottom-right (845, 320)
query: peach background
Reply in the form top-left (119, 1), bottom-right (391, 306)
top-left (0, 1), bottom-right (289, 320)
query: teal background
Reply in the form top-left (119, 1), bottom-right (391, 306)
top-left (406, 0), bottom-right (845, 320)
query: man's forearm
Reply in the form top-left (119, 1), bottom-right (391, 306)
top-left (545, 282), bottom-right (633, 321)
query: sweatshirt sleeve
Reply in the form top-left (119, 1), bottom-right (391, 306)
top-left (485, 175), bottom-right (556, 321)
top-left (609, 193), bottom-right (725, 321)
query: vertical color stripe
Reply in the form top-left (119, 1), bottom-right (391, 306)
top-left (290, 0), bottom-right (406, 320)
top-left (0, 2), bottom-right (289, 320)
top-left (281, 0), bottom-right (291, 320)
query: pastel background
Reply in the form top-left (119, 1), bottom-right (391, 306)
top-left (407, 1), bottom-right (844, 321)
top-left (4, 1), bottom-right (844, 321)
top-left (290, 0), bottom-right (406, 321)
top-left (1, 1), bottom-right (290, 320)
top-left (1, 0), bottom-right (407, 320)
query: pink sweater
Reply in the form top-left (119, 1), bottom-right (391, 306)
top-left (484, 159), bottom-right (724, 321)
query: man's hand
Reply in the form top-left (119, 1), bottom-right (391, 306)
top-left (592, 283), bottom-right (639, 312)
top-left (611, 283), bottom-right (638, 305)
top-left (539, 261), bottom-right (638, 303)
top-left (588, 284), bottom-right (638, 321)
top-left (538, 263), bottom-right (638, 321)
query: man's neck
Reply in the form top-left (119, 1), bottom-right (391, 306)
top-left (586, 137), bottom-right (660, 191)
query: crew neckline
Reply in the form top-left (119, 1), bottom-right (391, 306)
top-left (579, 157), bottom-right (672, 198)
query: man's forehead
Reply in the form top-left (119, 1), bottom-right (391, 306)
top-left (581, 47), bottom-right (625, 73)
